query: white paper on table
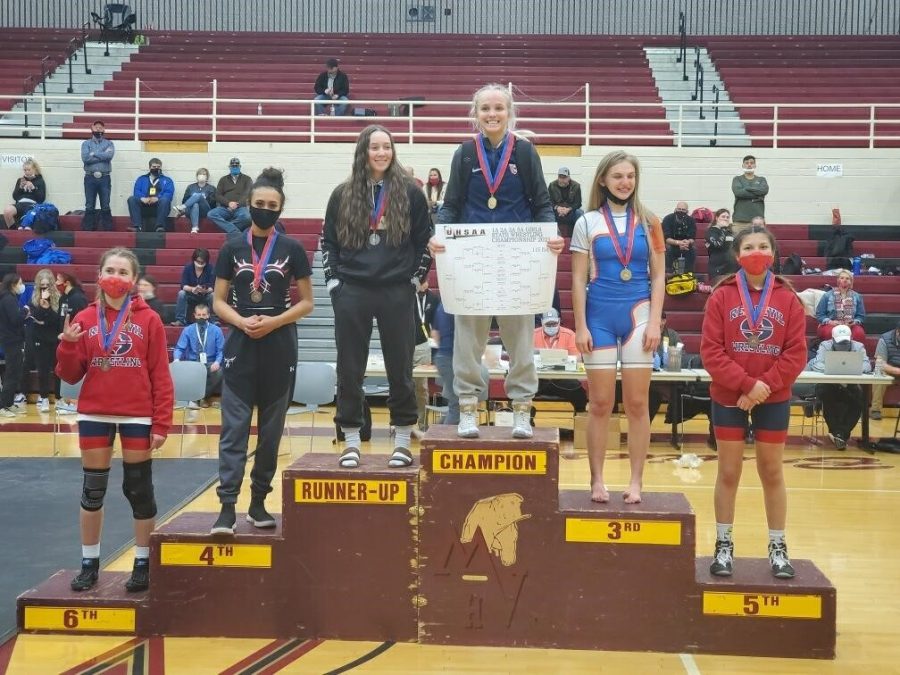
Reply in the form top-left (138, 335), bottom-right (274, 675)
top-left (433, 222), bottom-right (558, 315)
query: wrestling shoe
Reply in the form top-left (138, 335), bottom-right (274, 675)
top-left (71, 558), bottom-right (100, 591)
top-left (709, 539), bottom-right (734, 577)
top-left (124, 559), bottom-right (150, 592)
top-left (769, 541), bottom-right (795, 579)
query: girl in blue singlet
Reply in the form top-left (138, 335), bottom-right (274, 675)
top-left (570, 151), bottom-right (666, 504)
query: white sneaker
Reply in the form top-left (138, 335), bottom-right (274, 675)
top-left (37, 397), bottom-right (50, 413)
top-left (512, 403), bottom-right (533, 439)
top-left (187, 401), bottom-right (201, 410)
top-left (56, 400), bottom-right (77, 414)
top-left (190, 226), bottom-right (199, 234)
top-left (13, 393), bottom-right (25, 404)
top-left (174, 204), bottom-right (186, 215)
top-left (0, 408), bottom-right (16, 418)
top-left (457, 399), bottom-right (479, 438)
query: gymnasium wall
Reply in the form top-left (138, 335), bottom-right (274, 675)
top-left (3, 0), bottom-right (899, 35)
top-left (1, 141), bottom-right (898, 226)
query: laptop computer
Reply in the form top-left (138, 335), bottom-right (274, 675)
top-left (823, 350), bottom-right (865, 375)
top-left (538, 348), bottom-right (569, 369)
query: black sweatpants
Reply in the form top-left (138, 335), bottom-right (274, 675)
top-left (0, 341), bottom-right (24, 409)
top-left (816, 383), bottom-right (863, 440)
top-left (32, 337), bottom-right (57, 398)
top-left (332, 280), bottom-right (417, 428)
top-left (216, 323), bottom-right (297, 504)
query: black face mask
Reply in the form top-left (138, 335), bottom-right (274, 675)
top-left (149, 168), bottom-right (160, 177)
top-left (250, 206), bottom-right (281, 230)
top-left (92, 130), bottom-right (104, 139)
top-left (601, 186), bottom-right (631, 206)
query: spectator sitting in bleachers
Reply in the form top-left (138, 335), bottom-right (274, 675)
top-left (547, 167), bottom-right (583, 238)
top-left (80, 120), bottom-right (115, 232)
top-left (815, 269), bottom-right (866, 343)
top-left (4, 159), bottom-right (46, 229)
top-left (172, 248), bottom-right (215, 327)
top-left (314, 57), bottom-right (350, 116)
top-left (173, 303), bottom-right (224, 408)
top-left (661, 201), bottom-right (696, 274)
top-left (126, 158), bottom-right (175, 233)
top-left (207, 158), bottom-right (252, 234)
top-left (175, 167), bottom-right (216, 235)
top-left (137, 274), bottom-right (165, 322)
top-left (705, 208), bottom-right (737, 285)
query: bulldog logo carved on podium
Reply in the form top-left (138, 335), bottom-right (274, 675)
top-left (460, 493), bottom-right (531, 566)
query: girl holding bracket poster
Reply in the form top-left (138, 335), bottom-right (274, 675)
top-left (430, 83), bottom-right (563, 440)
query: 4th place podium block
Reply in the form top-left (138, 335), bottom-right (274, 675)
top-left (18, 426), bottom-right (836, 658)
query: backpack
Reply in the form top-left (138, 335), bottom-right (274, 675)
top-left (781, 253), bottom-right (803, 275)
top-left (22, 237), bottom-right (72, 265)
top-left (665, 272), bottom-right (698, 296)
top-left (691, 207), bottom-right (714, 224)
top-left (20, 203), bottom-right (59, 233)
top-left (824, 228), bottom-right (854, 270)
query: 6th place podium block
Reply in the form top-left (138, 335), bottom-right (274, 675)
top-left (18, 427), bottom-right (836, 659)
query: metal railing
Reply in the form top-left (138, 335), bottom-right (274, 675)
top-left (676, 11), bottom-right (688, 82)
top-left (2, 86), bottom-right (900, 149)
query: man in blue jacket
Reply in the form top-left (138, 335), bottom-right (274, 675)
top-left (172, 303), bottom-right (225, 407)
top-left (126, 157), bottom-right (175, 232)
top-left (81, 120), bottom-right (115, 232)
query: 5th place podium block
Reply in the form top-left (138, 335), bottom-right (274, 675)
top-left (18, 427), bottom-right (836, 659)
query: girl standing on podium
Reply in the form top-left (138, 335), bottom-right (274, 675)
top-left (322, 125), bottom-right (433, 469)
top-left (429, 83), bottom-right (564, 440)
top-left (211, 168), bottom-right (314, 535)
top-left (56, 247), bottom-right (174, 593)
top-left (700, 225), bottom-right (807, 579)
top-left (571, 151), bottom-right (666, 505)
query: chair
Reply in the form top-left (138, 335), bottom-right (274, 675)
top-left (285, 362), bottom-right (336, 456)
top-left (676, 355), bottom-right (712, 450)
top-left (53, 378), bottom-right (83, 456)
top-left (169, 361), bottom-right (208, 457)
top-left (790, 386), bottom-right (824, 446)
top-left (91, 3), bottom-right (137, 44)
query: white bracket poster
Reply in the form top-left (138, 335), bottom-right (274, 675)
top-left (433, 222), bottom-right (558, 315)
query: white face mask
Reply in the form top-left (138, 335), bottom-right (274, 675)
top-left (743, 165), bottom-right (756, 174)
top-left (543, 324), bottom-right (560, 337)
top-left (15, 283), bottom-right (26, 295)
top-left (197, 175), bottom-right (208, 184)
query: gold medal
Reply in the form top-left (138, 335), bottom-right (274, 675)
top-left (487, 196), bottom-right (498, 209)
top-left (250, 289), bottom-right (263, 303)
top-left (100, 357), bottom-right (111, 372)
top-left (620, 268), bottom-right (632, 281)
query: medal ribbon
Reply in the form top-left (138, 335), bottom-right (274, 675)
top-left (247, 229), bottom-right (279, 291)
top-left (474, 133), bottom-right (515, 200)
top-left (96, 295), bottom-right (131, 358)
top-left (736, 269), bottom-right (774, 333)
top-left (600, 204), bottom-right (637, 273)
top-left (370, 183), bottom-right (388, 233)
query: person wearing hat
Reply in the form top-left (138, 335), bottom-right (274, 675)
top-left (806, 323), bottom-right (872, 449)
top-left (532, 308), bottom-right (588, 423)
top-left (314, 58), bottom-right (350, 116)
top-left (207, 158), bottom-right (253, 234)
top-left (870, 321), bottom-right (900, 420)
top-left (547, 167), bottom-right (583, 238)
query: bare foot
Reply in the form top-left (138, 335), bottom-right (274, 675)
top-left (623, 484), bottom-right (642, 504)
top-left (590, 480), bottom-right (609, 503)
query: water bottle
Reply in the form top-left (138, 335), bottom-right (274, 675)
top-left (875, 355), bottom-right (885, 376)
top-left (852, 256), bottom-right (861, 275)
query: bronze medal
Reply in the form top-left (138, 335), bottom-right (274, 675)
top-left (369, 231), bottom-right (381, 246)
top-left (487, 195), bottom-right (498, 209)
top-left (100, 357), bottom-right (111, 372)
top-left (620, 268), bottom-right (632, 281)
top-left (748, 334), bottom-right (760, 349)
top-left (250, 289), bottom-right (263, 303)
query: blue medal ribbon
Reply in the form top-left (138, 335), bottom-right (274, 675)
top-left (96, 295), bottom-right (131, 359)
top-left (474, 133), bottom-right (515, 199)
top-left (370, 183), bottom-right (388, 232)
top-left (600, 203), bottom-right (637, 273)
top-left (736, 269), bottom-right (774, 334)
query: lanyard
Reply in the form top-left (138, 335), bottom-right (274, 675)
top-left (196, 323), bottom-right (207, 352)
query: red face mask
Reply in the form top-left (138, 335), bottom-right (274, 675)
top-left (428, 177), bottom-right (440, 185)
top-left (98, 276), bottom-right (133, 300)
top-left (56, 282), bottom-right (67, 293)
top-left (738, 251), bottom-right (774, 276)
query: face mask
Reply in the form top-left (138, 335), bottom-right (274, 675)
top-left (250, 206), bottom-right (281, 230)
top-left (56, 282), bottom-right (67, 293)
top-left (193, 259), bottom-right (207, 268)
top-left (14, 283), bottom-right (26, 295)
top-left (429, 177), bottom-right (440, 185)
top-left (196, 319), bottom-right (208, 328)
top-left (150, 168), bottom-right (160, 177)
top-left (197, 175), bottom-right (208, 184)
top-left (743, 165), bottom-right (755, 174)
top-left (833, 341), bottom-right (851, 352)
top-left (838, 277), bottom-right (851, 289)
top-left (92, 130), bottom-right (103, 139)
top-left (601, 186), bottom-right (630, 206)
top-left (543, 324), bottom-right (560, 337)
top-left (98, 276), bottom-right (133, 300)
top-left (738, 251), bottom-right (774, 276)
top-left (230, 166), bottom-right (241, 176)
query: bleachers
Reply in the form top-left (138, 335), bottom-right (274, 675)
top-left (0, 28), bottom-right (82, 115)
top-left (704, 35), bottom-right (900, 148)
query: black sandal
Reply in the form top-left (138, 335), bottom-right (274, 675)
top-left (339, 447), bottom-right (360, 468)
top-left (388, 447), bottom-right (414, 468)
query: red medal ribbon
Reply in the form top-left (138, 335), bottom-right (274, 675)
top-left (474, 133), bottom-right (515, 200)
top-left (247, 229), bottom-right (279, 292)
top-left (736, 269), bottom-right (774, 334)
top-left (600, 204), bottom-right (637, 273)
top-left (370, 183), bottom-right (388, 232)
top-left (96, 295), bottom-right (131, 360)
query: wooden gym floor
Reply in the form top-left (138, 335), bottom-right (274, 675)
top-left (1, 404), bottom-right (899, 674)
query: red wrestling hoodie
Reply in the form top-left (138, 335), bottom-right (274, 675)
top-left (700, 275), bottom-right (807, 406)
top-left (56, 294), bottom-right (174, 437)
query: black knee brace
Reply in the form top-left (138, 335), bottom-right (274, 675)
top-left (122, 459), bottom-right (157, 520)
top-left (81, 467), bottom-right (110, 512)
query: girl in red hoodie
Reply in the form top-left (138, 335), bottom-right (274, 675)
top-left (56, 247), bottom-right (174, 594)
top-left (700, 226), bottom-right (806, 580)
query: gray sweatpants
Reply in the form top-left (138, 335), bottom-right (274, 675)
top-left (453, 314), bottom-right (537, 405)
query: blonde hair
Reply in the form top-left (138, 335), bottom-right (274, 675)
top-left (23, 158), bottom-right (41, 174)
top-left (96, 247), bottom-right (141, 303)
top-left (29, 268), bottom-right (59, 311)
top-left (586, 150), bottom-right (655, 226)
top-left (469, 83), bottom-right (517, 134)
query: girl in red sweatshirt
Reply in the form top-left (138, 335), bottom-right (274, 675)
top-left (56, 247), bottom-right (174, 594)
top-left (700, 226), bottom-right (806, 580)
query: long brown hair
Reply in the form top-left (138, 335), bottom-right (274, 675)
top-left (336, 125), bottom-right (412, 249)
top-left (715, 225), bottom-right (796, 292)
top-left (586, 150), bottom-right (655, 226)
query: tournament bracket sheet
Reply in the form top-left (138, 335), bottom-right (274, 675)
top-left (434, 222), bottom-right (558, 315)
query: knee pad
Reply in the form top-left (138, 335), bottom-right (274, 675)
top-left (122, 459), bottom-right (157, 520)
top-left (81, 468), bottom-right (110, 512)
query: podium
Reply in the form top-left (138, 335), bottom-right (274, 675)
top-left (18, 426), bottom-right (836, 658)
